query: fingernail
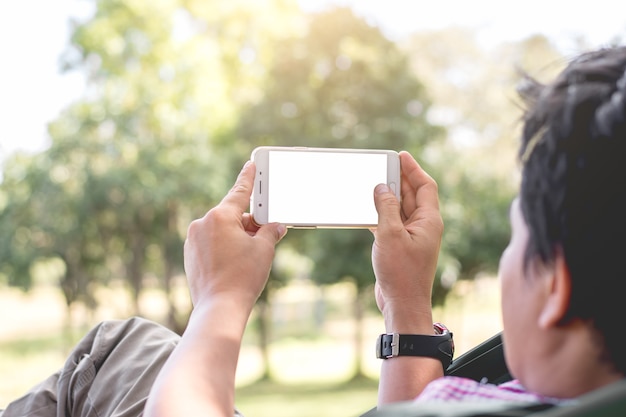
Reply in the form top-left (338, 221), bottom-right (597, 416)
top-left (243, 160), bottom-right (252, 168)
top-left (375, 184), bottom-right (390, 194)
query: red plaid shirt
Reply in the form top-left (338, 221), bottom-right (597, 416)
top-left (415, 377), bottom-right (574, 404)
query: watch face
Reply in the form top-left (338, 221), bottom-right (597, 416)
top-left (434, 322), bottom-right (450, 335)
top-left (434, 323), bottom-right (455, 359)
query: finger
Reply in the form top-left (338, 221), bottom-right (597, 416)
top-left (374, 183), bottom-right (404, 233)
top-left (220, 160), bottom-right (256, 213)
top-left (254, 222), bottom-right (288, 246)
top-left (399, 151), bottom-right (440, 216)
top-left (242, 213), bottom-right (288, 243)
top-left (400, 166), bottom-right (417, 217)
top-left (242, 213), bottom-right (261, 236)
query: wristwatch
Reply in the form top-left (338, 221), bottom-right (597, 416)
top-left (376, 323), bottom-right (454, 370)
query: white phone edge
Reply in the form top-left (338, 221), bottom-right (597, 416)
top-left (249, 146), bottom-right (401, 229)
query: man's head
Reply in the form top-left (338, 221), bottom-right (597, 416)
top-left (500, 46), bottom-right (626, 395)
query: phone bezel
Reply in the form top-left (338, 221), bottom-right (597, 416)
top-left (250, 146), bottom-right (401, 228)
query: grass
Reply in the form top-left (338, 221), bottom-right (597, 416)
top-left (0, 276), bottom-right (502, 415)
top-left (235, 378), bottom-right (379, 417)
top-left (0, 334), bottom-right (74, 406)
top-left (0, 333), bottom-right (380, 417)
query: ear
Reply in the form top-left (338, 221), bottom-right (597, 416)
top-left (538, 252), bottom-right (572, 329)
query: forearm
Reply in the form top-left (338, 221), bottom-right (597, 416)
top-left (377, 305), bottom-right (443, 405)
top-left (372, 151), bottom-right (446, 405)
top-left (378, 356), bottom-right (443, 405)
top-left (144, 298), bottom-right (251, 417)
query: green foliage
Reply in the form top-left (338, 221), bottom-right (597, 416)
top-left (1, 0), bottom-right (306, 320)
top-left (238, 7), bottom-right (441, 153)
top-left (443, 176), bottom-right (512, 277)
top-left (400, 30), bottom-right (566, 299)
top-left (0, 2), bottom-right (576, 387)
top-left (0, 151), bottom-right (106, 307)
top-left (236, 7), bottom-right (444, 299)
top-left (0, 0), bottom-right (551, 333)
top-left (304, 229), bottom-right (374, 291)
top-left (0, 157), bottom-right (39, 289)
top-left (231, 8), bottom-right (446, 379)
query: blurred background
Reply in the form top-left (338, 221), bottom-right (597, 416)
top-left (1, 1), bottom-right (625, 416)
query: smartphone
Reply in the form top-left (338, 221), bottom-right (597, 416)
top-left (250, 146), bottom-right (401, 228)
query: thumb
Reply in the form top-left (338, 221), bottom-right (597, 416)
top-left (255, 223), bottom-right (288, 246)
top-left (374, 184), bottom-right (403, 231)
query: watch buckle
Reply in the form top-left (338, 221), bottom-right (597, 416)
top-left (377, 333), bottom-right (399, 359)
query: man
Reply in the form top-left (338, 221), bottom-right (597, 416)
top-left (3, 45), bottom-right (626, 417)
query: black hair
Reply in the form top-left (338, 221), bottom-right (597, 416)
top-left (517, 45), bottom-right (626, 375)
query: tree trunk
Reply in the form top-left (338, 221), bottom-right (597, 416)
top-left (162, 202), bottom-right (183, 332)
top-left (256, 290), bottom-right (273, 381)
top-left (350, 288), bottom-right (367, 380)
top-left (128, 232), bottom-right (145, 315)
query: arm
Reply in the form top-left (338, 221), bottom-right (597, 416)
top-left (144, 161), bottom-right (287, 417)
top-left (372, 151), bottom-right (445, 405)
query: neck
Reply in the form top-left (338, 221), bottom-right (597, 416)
top-left (521, 321), bottom-right (623, 398)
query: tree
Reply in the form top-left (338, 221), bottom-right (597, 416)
top-left (0, 0), bottom-right (305, 331)
top-left (235, 7), bottom-right (443, 379)
top-left (59, 0), bottom-right (307, 329)
top-left (0, 150), bottom-right (109, 327)
top-left (47, 0), bottom-right (226, 327)
top-left (305, 228), bottom-right (374, 379)
top-left (401, 30), bottom-right (566, 291)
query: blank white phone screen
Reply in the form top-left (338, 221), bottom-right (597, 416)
top-left (268, 151), bottom-right (387, 225)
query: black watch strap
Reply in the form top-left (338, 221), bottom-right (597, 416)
top-left (376, 324), bottom-right (454, 370)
